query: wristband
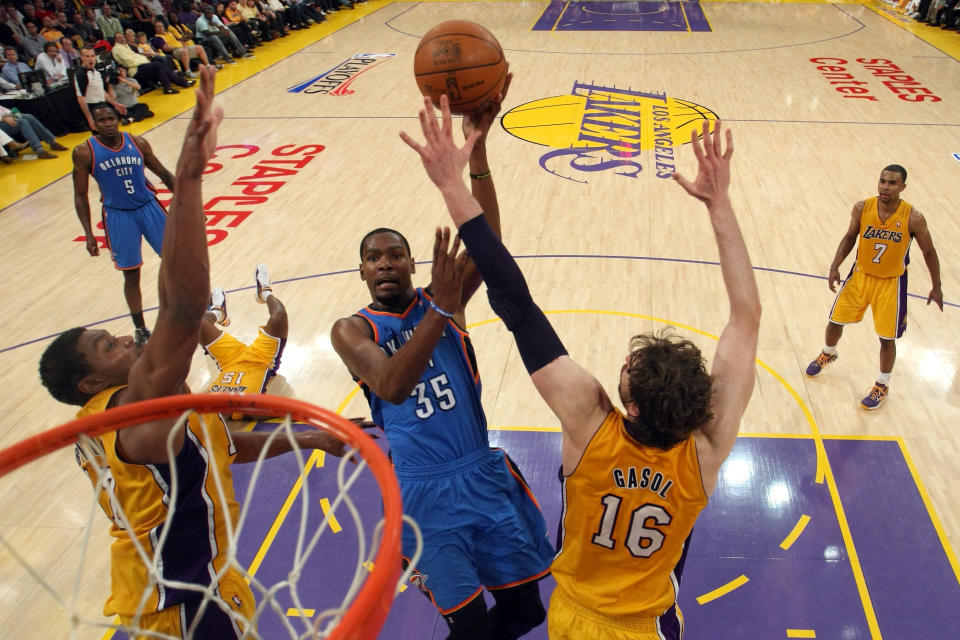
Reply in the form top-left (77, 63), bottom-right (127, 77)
top-left (469, 171), bottom-right (491, 180)
top-left (429, 299), bottom-right (454, 318)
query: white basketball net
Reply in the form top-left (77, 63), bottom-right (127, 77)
top-left (0, 409), bottom-right (421, 640)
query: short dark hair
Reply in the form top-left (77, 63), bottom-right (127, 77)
top-left (44, 40), bottom-right (58, 52)
top-left (883, 164), bottom-right (907, 183)
top-left (39, 327), bottom-right (93, 406)
top-left (623, 329), bottom-right (713, 450)
top-left (359, 227), bottom-right (411, 259)
top-left (91, 101), bottom-right (118, 117)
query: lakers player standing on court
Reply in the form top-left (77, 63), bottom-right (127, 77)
top-left (804, 165), bottom-right (943, 410)
top-left (72, 102), bottom-right (175, 345)
top-left (402, 100), bottom-right (760, 640)
top-left (333, 74), bottom-right (556, 640)
top-left (39, 70), bottom-right (346, 637)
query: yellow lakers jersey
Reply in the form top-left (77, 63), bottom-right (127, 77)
top-left (204, 330), bottom-right (284, 420)
top-left (552, 410), bottom-right (708, 619)
top-left (75, 387), bottom-right (240, 617)
top-left (854, 196), bottom-right (912, 278)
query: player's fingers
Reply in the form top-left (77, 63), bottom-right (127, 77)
top-left (399, 130), bottom-right (425, 156)
top-left (417, 106), bottom-right (432, 142)
top-left (440, 94), bottom-right (452, 139)
top-left (723, 128), bottom-right (734, 160)
top-left (671, 172), bottom-right (695, 195)
top-left (462, 129), bottom-right (481, 156)
top-left (499, 68), bottom-right (513, 103)
top-left (689, 125), bottom-right (704, 164)
top-left (711, 121), bottom-right (722, 158)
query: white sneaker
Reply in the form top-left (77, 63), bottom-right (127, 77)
top-left (186, 70), bottom-right (198, 79)
top-left (255, 264), bottom-right (272, 303)
top-left (210, 287), bottom-right (230, 326)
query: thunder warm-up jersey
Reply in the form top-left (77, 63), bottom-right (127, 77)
top-left (354, 288), bottom-right (487, 467)
top-left (87, 132), bottom-right (157, 210)
top-left (854, 196), bottom-right (913, 278)
top-left (75, 387), bottom-right (240, 617)
top-left (552, 410), bottom-right (708, 620)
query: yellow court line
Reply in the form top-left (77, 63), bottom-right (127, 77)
top-left (319, 497), bottom-right (342, 533)
top-left (786, 630), bottom-right (816, 639)
top-left (247, 448), bottom-right (323, 578)
top-left (696, 574), bottom-right (749, 605)
top-left (780, 514), bottom-right (811, 550)
top-left (553, 1), bottom-right (571, 32)
top-left (286, 608), bottom-right (316, 617)
top-left (896, 438), bottom-right (960, 586)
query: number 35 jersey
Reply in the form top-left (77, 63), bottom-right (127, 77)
top-left (552, 409), bottom-right (708, 619)
top-left (355, 288), bottom-right (488, 468)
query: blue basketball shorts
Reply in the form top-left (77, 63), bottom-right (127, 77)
top-left (102, 199), bottom-right (166, 270)
top-left (395, 447), bottom-right (554, 614)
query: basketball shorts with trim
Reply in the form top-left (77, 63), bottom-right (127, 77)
top-left (102, 199), bottom-right (166, 270)
top-left (396, 447), bottom-right (554, 614)
top-left (118, 568), bottom-right (255, 639)
top-left (548, 588), bottom-right (682, 640)
top-left (829, 269), bottom-right (908, 340)
top-left (204, 329), bottom-right (285, 419)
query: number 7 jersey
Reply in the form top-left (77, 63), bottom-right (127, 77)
top-left (552, 409), bottom-right (708, 620)
top-left (354, 288), bottom-right (489, 468)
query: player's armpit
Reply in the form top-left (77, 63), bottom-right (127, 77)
top-left (530, 356), bottom-right (613, 446)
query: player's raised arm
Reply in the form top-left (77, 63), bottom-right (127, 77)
top-left (672, 121), bottom-right (761, 495)
top-left (125, 66), bottom-right (223, 407)
top-left (400, 94), bottom-right (612, 449)
top-left (458, 69), bottom-right (512, 307)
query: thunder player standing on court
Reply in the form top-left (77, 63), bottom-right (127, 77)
top-left (333, 76), bottom-right (556, 640)
top-left (73, 102), bottom-right (176, 345)
top-left (403, 98), bottom-right (760, 640)
top-left (805, 164), bottom-right (943, 410)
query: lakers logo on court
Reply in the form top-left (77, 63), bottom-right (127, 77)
top-left (501, 81), bottom-right (718, 184)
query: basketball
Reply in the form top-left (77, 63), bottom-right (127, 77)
top-left (413, 20), bottom-right (507, 114)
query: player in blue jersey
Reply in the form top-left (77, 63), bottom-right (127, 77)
top-left (332, 73), bottom-right (554, 640)
top-left (72, 102), bottom-right (176, 345)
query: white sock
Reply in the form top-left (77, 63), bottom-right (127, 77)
top-left (822, 345), bottom-right (838, 355)
top-left (877, 372), bottom-right (891, 385)
top-left (261, 289), bottom-right (272, 301)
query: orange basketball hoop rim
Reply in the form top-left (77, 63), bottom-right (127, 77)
top-left (0, 393), bottom-right (403, 640)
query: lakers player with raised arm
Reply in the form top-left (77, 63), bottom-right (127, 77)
top-left (804, 165), bottom-right (943, 410)
top-left (39, 68), bottom-right (346, 638)
top-left (401, 96), bottom-right (761, 640)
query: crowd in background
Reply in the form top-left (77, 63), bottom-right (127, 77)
top-left (0, 0), bottom-right (362, 165)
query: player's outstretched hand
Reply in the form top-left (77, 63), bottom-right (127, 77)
top-left (401, 95), bottom-right (481, 190)
top-left (429, 226), bottom-right (470, 315)
top-left (462, 65), bottom-right (512, 145)
top-left (175, 65), bottom-right (223, 180)
top-left (927, 286), bottom-right (944, 311)
top-left (672, 120), bottom-right (733, 209)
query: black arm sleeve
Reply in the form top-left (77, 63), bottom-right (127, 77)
top-left (458, 215), bottom-right (567, 374)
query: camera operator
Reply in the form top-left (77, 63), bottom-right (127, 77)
top-left (74, 45), bottom-right (126, 131)
top-left (110, 65), bottom-right (153, 124)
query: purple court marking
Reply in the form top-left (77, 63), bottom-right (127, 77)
top-left (183, 431), bottom-right (960, 638)
top-left (384, 2), bottom-right (867, 57)
top-left (3, 256), bottom-right (956, 354)
top-left (825, 439), bottom-right (960, 638)
top-left (532, 1), bottom-right (711, 33)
